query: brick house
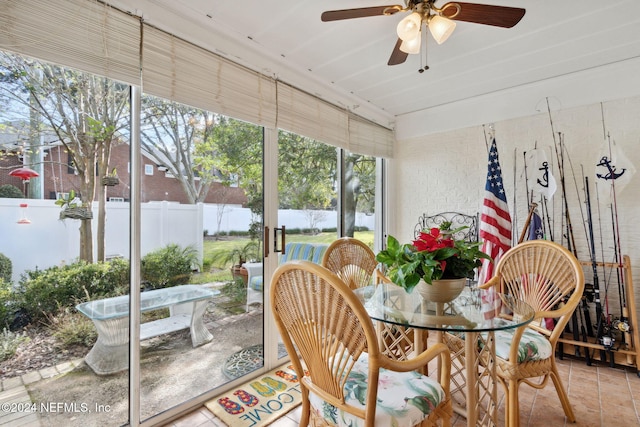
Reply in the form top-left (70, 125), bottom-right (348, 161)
top-left (1, 142), bottom-right (248, 205)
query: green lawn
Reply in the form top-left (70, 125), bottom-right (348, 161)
top-left (195, 231), bottom-right (374, 283)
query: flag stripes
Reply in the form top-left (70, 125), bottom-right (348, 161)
top-left (478, 138), bottom-right (512, 288)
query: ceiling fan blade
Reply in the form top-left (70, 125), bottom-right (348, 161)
top-left (388, 39), bottom-right (408, 66)
top-left (321, 5), bottom-right (401, 22)
top-left (442, 2), bottom-right (525, 28)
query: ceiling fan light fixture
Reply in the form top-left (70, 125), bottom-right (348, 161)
top-left (399, 32), bottom-right (421, 54)
top-left (396, 12), bottom-right (422, 41)
top-left (429, 15), bottom-right (456, 44)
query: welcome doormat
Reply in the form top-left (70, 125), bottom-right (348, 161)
top-left (205, 363), bottom-right (303, 426)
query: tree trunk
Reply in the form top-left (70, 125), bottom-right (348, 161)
top-left (77, 128), bottom-right (96, 263)
top-left (79, 219), bottom-right (93, 262)
top-left (344, 157), bottom-right (357, 237)
top-left (96, 175), bottom-right (106, 262)
top-left (96, 138), bottom-right (112, 263)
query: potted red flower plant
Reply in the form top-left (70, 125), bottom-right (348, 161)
top-left (376, 222), bottom-right (492, 294)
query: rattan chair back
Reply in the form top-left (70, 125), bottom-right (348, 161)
top-left (322, 237), bottom-right (378, 290)
top-left (488, 239), bottom-right (585, 346)
top-left (271, 261), bottom-right (452, 427)
top-left (479, 239), bottom-right (585, 426)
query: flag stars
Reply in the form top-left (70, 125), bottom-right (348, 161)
top-left (484, 139), bottom-right (508, 203)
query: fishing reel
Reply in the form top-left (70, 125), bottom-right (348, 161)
top-left (613, 318), bottom-right (630, 333)
top-left (600, 333), bottom-right (615, 351)
top-left (598, 320), bottom-right (617, 351)
top-left (582, 283), bottom-right (595, 303)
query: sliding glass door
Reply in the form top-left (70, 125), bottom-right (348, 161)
top-left (137, 96), bottom-right (266, 420)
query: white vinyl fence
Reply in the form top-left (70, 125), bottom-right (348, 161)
top-left (202, 204), bottom-right (375, 236)
top-left (0, 199), bottom-right (375, 283)
top-left (0, 199), bottom-right (203, 284)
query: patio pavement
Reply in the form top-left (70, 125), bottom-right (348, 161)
top-left (0, 300), bottom-right (263, 427)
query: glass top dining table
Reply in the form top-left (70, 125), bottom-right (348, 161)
top-left (354, 282), bottom-right (535, 333)
top-left (354, 282), bottom-right (535, 427)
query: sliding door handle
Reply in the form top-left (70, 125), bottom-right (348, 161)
top-left (274, 225), bottom-right (286, 254)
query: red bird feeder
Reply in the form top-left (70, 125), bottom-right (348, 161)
top-left (18, 203), bottom-right (31, 224)
top-left (9, 167), bottom-right (39, 182)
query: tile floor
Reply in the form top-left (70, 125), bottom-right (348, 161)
top-left (164, 356), bottom-right (640, 427)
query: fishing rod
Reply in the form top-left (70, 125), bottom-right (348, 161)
top-left (604, 134), bottom-right (628, 310)
top-left (556, 136), bottom-right (593, 356)
top-left (523, 150), bottom-right (531, 205)
top-left (595, 180), bottom-right (616, 367)
top-left (600, 106), bottom-right (630, 364)
top-left (610, 204), bottom-right (633, 365)
top-left (605, 134), bottom-right (632, 364)
top-left (585, 176), bottom-right (607, 363)
top-left (546, 143), bottom-right (556, 241)
top-left (594, 181), bottom-right (611, 322)
top-left (564, 137), bottom-right (590, 256)
top-left (553, 133), bottom-right (579, 259)
top-left (544, 103), bottom-right (584, 358)
top-left (599, 107), bottom-right (622, 316)
top-left (555, 148), bottom-right (584, 358)
top-left (513, 147), bottom-right (518, 245)
top-left (610, 205), bottom-right (625, 312)
top-left (564, 142), bottom-right (594, 352)
top-left (541, 196), bottom-right (553, 241)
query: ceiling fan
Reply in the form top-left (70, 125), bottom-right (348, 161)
top-left (321, 1), bottom-right (526, 68)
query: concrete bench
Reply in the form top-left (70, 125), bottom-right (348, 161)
top-left (76, 284), bottom-right (219, 375)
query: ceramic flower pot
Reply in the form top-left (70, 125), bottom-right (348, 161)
top-left (415, 277), bottom-right (466, 303)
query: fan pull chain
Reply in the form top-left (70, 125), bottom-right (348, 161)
top-left (419, 29), bottom-right (429, 73)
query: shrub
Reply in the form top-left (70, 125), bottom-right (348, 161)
top-left (141, 244), bottom-right (199, 290)
top-left (15, 259), bottom-right (130, 321)
top-left (219, 278), bottom-right (247, 313)
top-left (221, 277), bottom-right (247, 304)
top-left (47, 309), bottom-right (97, 348)
top-left (0, 328), bottom-right (29, 362)
top-left (0, 280), bottom-right (15, 329)
top-left (0, 184), bottom-right (24, 198)
top-left (0, 253), bottom-right (11, 284)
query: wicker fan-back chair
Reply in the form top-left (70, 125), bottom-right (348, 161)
top-left (322, 237), bottom-right (378, 290)
top-left (479, 240), bottom-right (584, 426)
top-left (271, 261), bottom-right (452, 427)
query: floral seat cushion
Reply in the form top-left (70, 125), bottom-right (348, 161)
top-left (493, 327), bottom-right (553, 362)
top-left (308, 353), bottom-right (445, 427)
top-left (452, 318), bottom-right (553, 363)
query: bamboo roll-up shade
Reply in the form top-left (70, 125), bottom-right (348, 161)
top-left (0, 0), bottom-right (141, 86)
top-left (142, 25), bottom-right (277, 129)
top-left (348, 114), bottom-right (395, 159)
top-left (276, 81), bottom-right (349, 150)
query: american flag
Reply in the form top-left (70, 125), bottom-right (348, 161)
top-left (478, 138), bottom-right (512, 298)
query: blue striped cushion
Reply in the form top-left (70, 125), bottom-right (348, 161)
top-left (281, 243), bottom-right (315, 263)
top-left (249, 276), bottom-right (264, 292)
top-left (310, 244), bottom-right (328, 264)
top-left (249, 244), bottom-right (330, 296)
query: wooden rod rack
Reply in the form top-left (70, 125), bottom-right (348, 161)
top-left (558, 255), bottom-right (639, 374)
